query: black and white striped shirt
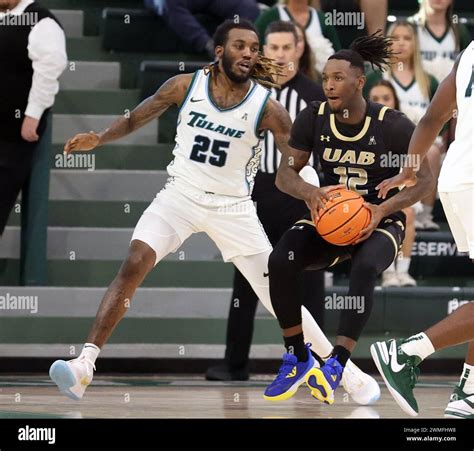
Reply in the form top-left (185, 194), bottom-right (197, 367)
top-left (260, 72), bottom-right (325, 174)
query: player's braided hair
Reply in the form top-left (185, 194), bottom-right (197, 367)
top-left (204, 56), bottom-right (284, 89)
top-left (329, 30), bottom-right (396, 72)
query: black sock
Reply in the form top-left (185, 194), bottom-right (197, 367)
top-left (310, 350), bottom-right (325, 367)
top-left (283, 333), bottom-right (307, 362)
top-left (331, 345), bottom-right (351, 367)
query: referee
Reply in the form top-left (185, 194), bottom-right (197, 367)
top-left (0, 0), bottom-right (67, 279)
top-left (206, 21), bottom-right (326, 381)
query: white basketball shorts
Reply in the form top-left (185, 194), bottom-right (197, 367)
top-left (439, 188), bottom-right (474, 258)
top-left (131, 177), bottom-right (271, 265)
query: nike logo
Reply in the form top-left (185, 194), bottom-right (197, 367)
top-left (389, 340), bottom-right (405, 373)
top-left (190, 97), bottom-right (204, 103)
top-left (263, 272), bottom-right (269, 277)
top-left (285, 367), bottom-right (297, 378)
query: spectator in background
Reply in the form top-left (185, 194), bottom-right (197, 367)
top-left (145, 0), bottom-right (260, 58)
top-left (364, 21), bottom-right (442, 231)
top-left (368, 80), bottom-right (418, 288)
top-left (206, 21), bottom-right (325, 381)
top-left (409, 0), bottom-right (471, 81)
top-left (294, 23), bottom-right (319, 81)
top-left (0, 1), bottom-right (66, 254)
top-left (315, 0), bottom-right (387, 49)
top-left (255, 0), bottom-right (341, 73)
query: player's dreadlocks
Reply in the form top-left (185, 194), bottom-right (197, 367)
top-left (204, 19), bottom-right (284, 89)
top-left (329, 30), bottom-right (396, 72)
top-left (204, 56), bottom-right (284, 89)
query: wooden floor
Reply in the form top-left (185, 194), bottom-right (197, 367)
top-left (0, 375), bottom-right (455, 419)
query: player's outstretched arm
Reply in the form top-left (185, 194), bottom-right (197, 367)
top-left (376, 53), bottom-right (461, 199)
top-left (262, 98), bottom-right (343, 219)
top-left (64, 74), bottom-right (193, 154)
top-left (356, 157), bottom-right (436, 243)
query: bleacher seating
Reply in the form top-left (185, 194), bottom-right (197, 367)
top-left (102, 8), bottom-right (219, 54)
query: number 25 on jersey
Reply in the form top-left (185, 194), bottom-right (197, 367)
top-left (190, 135), bottom-right (229, 167)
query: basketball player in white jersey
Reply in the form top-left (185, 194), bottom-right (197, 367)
top-left (48, 19), bottom-right (379, 405)
top-left (372, 40), bottom-right (474, 418)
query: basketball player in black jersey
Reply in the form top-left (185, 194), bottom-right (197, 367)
top-left (264, 32), bottom-right (436, 404)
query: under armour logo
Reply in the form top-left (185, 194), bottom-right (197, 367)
top-left (368, 136), bottom-right (376, 145)
top-left (320, 135), bottom-right (330, 142)
top-left (291, 225), bottom-right (305, 230)
top-left (241, 113), bottom-right (248, 120)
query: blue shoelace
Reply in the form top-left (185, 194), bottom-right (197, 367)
top-left (274, 355), bottom-right (296, 381)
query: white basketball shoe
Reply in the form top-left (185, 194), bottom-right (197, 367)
top-left (49, 355), bottom-right (95, 400)
top-left (342, 360), bottom-right (381, 405)
top-left (444, 386), bottom-right (474, 419)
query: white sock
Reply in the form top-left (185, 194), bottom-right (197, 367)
top-left (386, 262), bottom-right (396, 272)
top-left (79, 343), bottom-right (100, 365)
top-left (400, 332), bottom-right (435, 361)
top-left (458, 363), bottom-right (474, 394)
top-left (397, 257), bottom-right (411, 274)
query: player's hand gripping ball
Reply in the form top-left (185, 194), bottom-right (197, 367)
top-left (313, 188), bottom-right (372, 246)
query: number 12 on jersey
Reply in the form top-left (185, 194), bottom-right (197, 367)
top-left (190, 135), bottom-right (229, 167)
top-left (334, 166), bottom-right (368, 195)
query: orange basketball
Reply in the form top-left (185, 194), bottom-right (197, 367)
top-left (314, 188), bottom-right (371, 246)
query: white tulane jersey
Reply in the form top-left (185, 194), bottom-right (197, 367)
top-left (384, 72), bottom-right (430, 113)
top-left (416, 24), bottom-right (458, 62)
top-left (277, 5), bottom-right (322, 37)
top-left (167, 69), bottom-right (271, 197)
top-left (438, 41), bottom-right (474, 192)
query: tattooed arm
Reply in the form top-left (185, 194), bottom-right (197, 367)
top-left (380, 157), bottom-right (435, 216)
top-left (260, 98), bottom-right (343, 219)
top-left (64, 74), bottom-right (193, 153)
top-left (356, 157), bottom-right (435, 243)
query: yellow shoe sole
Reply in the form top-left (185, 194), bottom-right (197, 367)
top-left (262, 388), bottom-right (298, 402)
top-left (305, 368), bottom-right (335, 405)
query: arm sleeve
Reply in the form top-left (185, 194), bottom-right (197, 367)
top-left (288, 104), bottom-right (317, 152)
top-left (383, 109), bottom-right (416, 156)
top-left (26, 18), bottom-right (67, 119)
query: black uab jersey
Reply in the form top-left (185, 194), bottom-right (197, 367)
top-left (289, 100), bottom-right (416, 209)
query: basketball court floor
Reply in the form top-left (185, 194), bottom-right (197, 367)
top-left (0, 374), bottom-right (455, 419)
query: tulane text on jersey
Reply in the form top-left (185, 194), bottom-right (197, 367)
top-left (187, 111), bottom-right (245, 138)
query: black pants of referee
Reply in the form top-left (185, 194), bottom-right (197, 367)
top-left (223, 172), bottom-right (325, 370)
top-left (0, 140), bottom-right (36, 236)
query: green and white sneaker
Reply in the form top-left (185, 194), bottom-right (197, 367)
top-left (444, 386), bottom-right (474, 419)
top-left (370, 339), bottom-right (421, 417)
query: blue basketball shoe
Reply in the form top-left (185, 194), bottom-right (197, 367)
top-left (305, 356), bottom-right (344, 404)
top-left (263, 344), bottom-right (316, 401)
